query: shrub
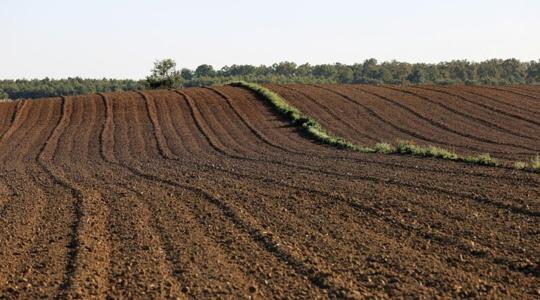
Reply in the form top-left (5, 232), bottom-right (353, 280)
top-left (425, 146), bottom-right (459, 160)
top-left (396, 140), bottom-right (426, 156)
top-left (463, 153), bottom-right (498, 166)
top-left (146, 59), bottom-right (182, 89)
top-left (374, 143), bottom-right (395, 154)
top-left (514, 161), bottom-right (528, 170)
top-left (531, 154), bottom-right (540, 170)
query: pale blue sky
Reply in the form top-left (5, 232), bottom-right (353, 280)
top-left (1, 0), bottom-right (539, 79)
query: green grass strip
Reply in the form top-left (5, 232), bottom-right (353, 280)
top-left (229, 81), bottom-right (371, 151)
top-left (229, 81), bottom-right (538, 171)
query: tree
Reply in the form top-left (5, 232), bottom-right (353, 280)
top-left (180, 68), bottom-right (193, 80)
top-left (312, 64), bottom-right (337, 78)
top-left (0, 89), bottom-right (8, 100)
top-left (526, 60), bottom-right (540, 83)
top-left (337, 66), bottom-right (354, 83)
top-left (146, 59), bottom-right (182, 89)
top-left (272, 62), bottom-right (297, 76)
top-left (407, 64), bottom-right (428, 84)
top-left (194, 64), bottom-right (216, 77)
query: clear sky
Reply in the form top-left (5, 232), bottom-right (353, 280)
top-left (1, 0), bottom-right (539, 79)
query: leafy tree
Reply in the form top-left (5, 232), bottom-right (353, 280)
top-left (146, 59), bottom-right (182, 89)
top-left (272, 62), bottom-right (297, 76)
top-left (312, 64), bottom-right (337, 78)
top-left (296, 63), bottom-right (313, 77)
top-left (501, 58), bottom-right (527, 83)
top-left (0, 89), bottom-right (8, 99)
top-left (180, 68), bottom-right (193, 81)
top-left (337, 66), bottom-right (354, 83)
top-left (194, 64), bottom-right (216, 77)
top-left (408, 64), bottom-right (428, 84)
top-left (526, 60), bottom-right (540, 83)
top-left (3, 58), bottom-right (540, 100)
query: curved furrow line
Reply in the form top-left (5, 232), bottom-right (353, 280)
top-left (100, 93), bottom-right (350, 297)
top-left (151, 90), bottom-right (535, 189)
top-left (166, 89), bottom-right (540, 216)
top-left (0, 100), bottom-right (29, 147)
top-left (491, 86), bottom-right (540, 100)
top-left (416, 86), bottom-right (540, 129)
top-left (170, 90), bottom-right (540, 215)
top-left (35, 96), bottom-right (111, 299)
top-left (0, 170), bottom-right (58, 298)
top-left (103, 174), bottom-right (262, 298)
top-left (108, 95), bottom-right (364, 296)
top-left (136, 91), bottom-right (175, 159)
top-left (59, 95), bottom-right (112, 298)
top-left (116, 160), bottom-right (365, 298)
top-left (0, 100), bottom-right (58, 295)
top-left (393, 86), bottom-right (540, 141)
top-left (96, 94), bottom-right (182, 297)
top-left (97, 93), bottom-right (116, 163)
top-left (184, 88), bottom-right (278, 158)
top-left (174, 89), bottom-right (238, 157)
top-left (1, 100), bottom-right (76, 298)
top-left (276, 84), bottom-right (380, 143)
top-left (99, 93), bottom-right (224, 297)
top-left (100, 94), bottom-right (313, 298)
top-left (0, 101), bottom-right (18, 139)
top-left (211, 176), bottom-right (537, 286)
top-left (160, 91), bottom-right (212, 156)
top-left (464, 89), bottom-right (540, 116)
top-left (124, 91), bottom-right (156, 160)
top-left (220, 86), bottom-right (335, 156)
top-left (510, 86), bottom-right (540, 98)
top-left (0, 100), bottom-right (53, 217)
top-left (203, 86), bottom-right (299, 154)
top-left (471, 86), bottom-right (540, 111)
top-left (149, 92), bottom-right (190, 155)
top-left (172, 89), bottom-right (538, 183)
top-left (144, 155), bottom-right (540, 246)
top-left (169, 89), bottom-right (540, 187)
top-left (107, 93), bottom-right (135, 160)
top-left (123, 155), bottom-right (540, 296)
top-left (350, 85), bottom-right (539, 153)
top-left (310, 84), bottom-right (519, 156)
top-left (203, 180), bottom-right (479, 294)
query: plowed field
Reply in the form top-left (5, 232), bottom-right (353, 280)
top-left (0, 85), bottom-right (538, 299)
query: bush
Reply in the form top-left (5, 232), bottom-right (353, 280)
top-left (463, 153), bottom-right (498, 166)
top-left (531, 154), bottom-right (540, 170)
top-left (146, 59), bottom-right (182, 89)
top-left (374, 143), bottom-right (395, 154)
top-left (514, 161), bottom-right (528, 170)
top-left (0, 89), bottom-right (8, 100)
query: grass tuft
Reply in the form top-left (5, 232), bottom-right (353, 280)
top-left (531, 154), bottom-right (540, 170)
top-left (374, 143), bottom-right (395, 154)
top-left (462, 153), bottom-right (498, 166)
top-left (514, 161), bottom-right (528, 170)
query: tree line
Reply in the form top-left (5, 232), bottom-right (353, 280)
top-left (1, 58), bottom-right (539, 99)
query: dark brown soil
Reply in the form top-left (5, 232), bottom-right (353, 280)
top-left (0, 85), bottom-right (538, 299)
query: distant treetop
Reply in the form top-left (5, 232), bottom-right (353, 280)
top-left (1, 58), bottom-right (539, 99)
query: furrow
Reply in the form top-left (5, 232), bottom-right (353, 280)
top-left (204, 86), bottom-right (297, 154)
top-left (417, 86), bottom-right (540, 128)
top-left (394, 86), bottom-right (540, 141)
top-left (351, 85), bottom-right (538, 153)
top-left (310, 84), bottom-right (513, 156)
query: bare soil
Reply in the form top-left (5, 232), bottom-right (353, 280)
top-left (0, 85), bottom-right (538, 299)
